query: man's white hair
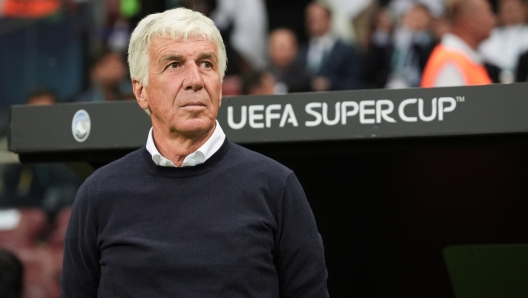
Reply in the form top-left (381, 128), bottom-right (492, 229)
top-left (128, 7), bottom-right (227, 86)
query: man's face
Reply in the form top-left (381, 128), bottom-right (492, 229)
top-left (133, 36), bottom-right (222, 138)
top-left (28, 94), bottom-right (55, 105)
top-left (499, 0), bottom-right (526, 26)
top-left (403, 6), bottom-right (431, 31)
top-left (93, 53), bottom-right (126, 87)
top-left (470, 0), bottom-right (496, 42)
top-left (269, 30), bottom-right (297, 68)
top-left (306, 4), bottom-right (331, 38)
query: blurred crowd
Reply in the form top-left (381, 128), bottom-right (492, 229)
top-left (0, 89), bottom-right (81, 298)
top-left (1, 0), bottom-right (528, 297)
top-left (1, 0), bottom-right (528, 106)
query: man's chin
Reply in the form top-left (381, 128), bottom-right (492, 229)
top-left (169, 119), bottom-right (215, 138)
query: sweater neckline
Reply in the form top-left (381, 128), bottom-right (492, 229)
top-left (141, 138), bottom-right (231, 178)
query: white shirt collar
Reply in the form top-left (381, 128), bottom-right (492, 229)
top-left (146, 121), bottom-right (226, 167)
top-left (441, 33), bottom-right (483, 64)
top-left (310, 33), bottom-right (336, 52)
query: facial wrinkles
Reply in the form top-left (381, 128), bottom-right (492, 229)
top-left (152, 39), bottom-right (214, 101)
top-left (156, 38), bottom-right (220, 121)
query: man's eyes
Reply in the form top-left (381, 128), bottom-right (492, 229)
top-left (165, 61), bottom-right (214, 70)
top-left (200, 61), bottom-right (213, 68)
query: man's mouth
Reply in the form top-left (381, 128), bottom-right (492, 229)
top-left (182, 102), bottom-right (206, 108)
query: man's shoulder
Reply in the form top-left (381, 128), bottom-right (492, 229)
top-left (333, 39), bottom-right (350, 48)
top-left (332, 39), bottom-right (356, 52)
top-left (226, 141), bottom-right (293, 177)
top-left (327, 40), bottom-right (357, 67)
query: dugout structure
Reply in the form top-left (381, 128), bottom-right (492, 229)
top-left (9, 83), bottom-right (528, 297)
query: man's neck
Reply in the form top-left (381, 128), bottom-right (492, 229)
top-left (151, 123), bottom-right (215, 167)
top-left (450, 29), bottom-right (480, 51)
top-left (103, 86), bottom-right (121, 101)
top-left (311, 32), bottom-right (332, 43)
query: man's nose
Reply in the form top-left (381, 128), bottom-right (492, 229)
top-left (183, 63), bottom-right (204, 91)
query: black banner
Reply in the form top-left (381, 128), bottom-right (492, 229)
top-left (9, 83), bottom-right (528, 153)
top-left (219, 83), bottom-right (528, 143)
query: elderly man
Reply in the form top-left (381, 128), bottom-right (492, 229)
top-left (421, 0), bottom-right (496, 87)
top-left (60, 7), bottom-right (329, 298)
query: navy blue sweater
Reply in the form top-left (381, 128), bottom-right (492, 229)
top-left (61, 139), bottom-right (329, 297)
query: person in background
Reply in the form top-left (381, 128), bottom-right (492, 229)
top-left (430, 14), bottom-right (451, 42)
top-left (25, 89), bottom-right (57, 106)
top-left (265, 0), bottom-right (312, 47)
top-left (299, 2), bottom-right (361, 91)
top-left (385, 4), bottom-right (436, 88)
top-left (268, 28), bottom-right (311, 93)
top-left (362, 6), bottom-right (395, 89)
top-left (242, 71), bottom-right (277, 95)
top-left (211, 0), bottom-right (268, 72)
top-left (0, 89), bottom-right (82, 217)
top-left (0, 88), bottom-right (58, 184)
top-left (515, 48), bottom-right (528, 81)
top-left (316, 0), bottom-right (374, 45)
top-left (479, 0), bottom-right (528, 83)
top-left (421, 0), bottom-right (496, 87)
top-left (388, 0), bottom-right (446, 20)
top-left (76, 50), bottom-right (134, 102)
top-left (0, 249), bottom-right (23, 298)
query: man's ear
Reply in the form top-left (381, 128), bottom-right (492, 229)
top-left (132, 79), bottom-right (149, 109)
top-left (218, 83), bottom-right (222, 107)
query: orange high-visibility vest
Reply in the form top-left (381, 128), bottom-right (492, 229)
top-left (421, 44), bottom-right (492, 87)
top-left (2, 0), bottom-right (60, 18)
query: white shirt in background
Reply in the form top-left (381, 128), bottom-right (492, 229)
top-left (307, 33), bottom-right (336, 74)
top-left (211, 0), bottom-right (268, 70)
top-left (479, 24), bottom-right (528, 82)
top-left (317, 0), bottom-right (372, 43)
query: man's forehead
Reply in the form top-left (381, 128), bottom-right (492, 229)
top-left (150, 36), bottom-right (217, 52)
top-left (149, 37), bottom-right (217, 64)
top-left (272, 31), bottom-right (295, 45)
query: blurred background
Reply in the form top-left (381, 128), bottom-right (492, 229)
top-left (1, 0), bottom-right (528, 297)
